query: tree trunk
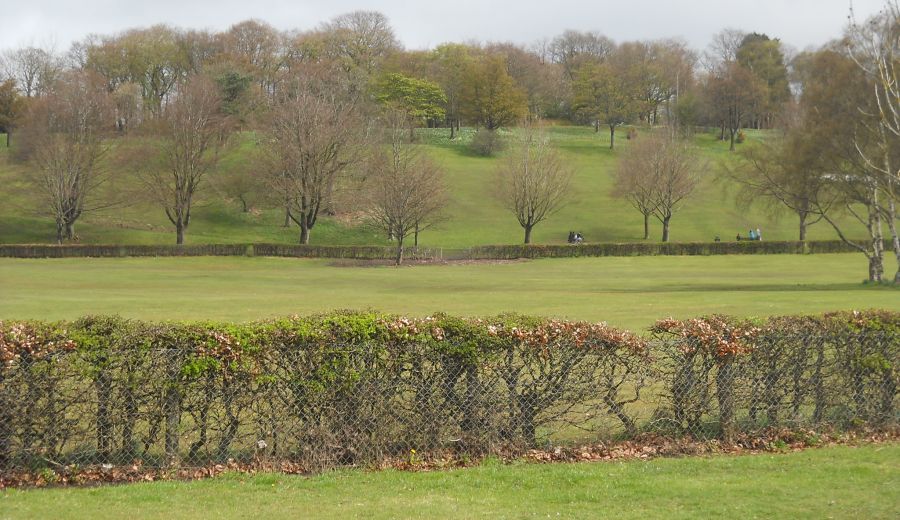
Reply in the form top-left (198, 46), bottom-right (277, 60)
top-left (524, 225), bottom-right (533, 244)
top-left (720, 122), bottom-right (726, 141)
top-left (164, 385), bottom-right (181, 463)
top-left (300, 221), bottom-right (310, 245)
top-left (55, 221), bottom-right (64, 244)
top-left (729, 129), bottom-right (736, 151)
top-left (449, 121), bottom-right (455, 139)
top-left (65, 222), bottom-right (75, 241)
top-left (609, 125), bottom-right (616, 149)
top-left (395, 236), bottom-right (404, 266)
top-left (885, 198), bottom-right (900, 284)
top-left (518, 395), bottom-right (537, 446)
top-left (282, 205), bottom-right (291, 227)
top-left (868, 255), bottom-right (884, 283)
top-left (603, 392), bottom-right (637, 437)
top-left (661, 216), bottom-right (671, 242)
top-left (414, 223), bottom-right (419, 247)
top-left (217, 387), bottom-right (239, 462)
top-left (5, 131), bottom-right (9, 148)
top-left (643, 213), bottom-right (650, 240)
top-left (798, 211), bottom-right (808, 242)
top-left (716, 358), bottom-right (737, 442)
top-left (176, 221), bottom-right (185, 245)
top-left (94, 364), bottom-right (113, 460)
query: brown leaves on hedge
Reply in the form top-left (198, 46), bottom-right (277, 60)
top-left (0, 321), bottom-right (76, 369)
top-left (490, 320), bottom-right (648, 355)
top-left (652, 315), bottom-right (760, 358)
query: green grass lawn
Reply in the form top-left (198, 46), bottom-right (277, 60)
top-left (1, 253), bottom-right (896, 330)
top-left (0, 126), bottom-right (870, 247)
top-left (2, 444), bottom-right (898, 519)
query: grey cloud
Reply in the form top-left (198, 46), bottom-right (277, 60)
top-left (0, 0), bottom-right (888, 52)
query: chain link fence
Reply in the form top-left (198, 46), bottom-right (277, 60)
top-left (0, 312), bottom-right (897, 478)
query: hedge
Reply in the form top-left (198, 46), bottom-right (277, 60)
top-left (467, 240), bottom-right (891, 259)
top-left (0, 310), bottom-right (896, 477)
top-left (0, 239), bottom-right (886, 260)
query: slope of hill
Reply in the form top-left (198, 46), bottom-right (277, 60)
top-left (0, 127), bottom-right (862, 247)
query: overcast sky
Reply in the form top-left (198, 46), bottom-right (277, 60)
top-left (0, 0), bottom-right (889, 54)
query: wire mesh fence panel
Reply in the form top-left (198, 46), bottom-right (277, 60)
top-left (0, 312), bottom-right (897, 477)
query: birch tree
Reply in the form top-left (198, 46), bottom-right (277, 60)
top-left (848, 2), bottom-right (900, 282)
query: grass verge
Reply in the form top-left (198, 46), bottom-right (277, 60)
top-left (2, 444), bottom-right (898, 519)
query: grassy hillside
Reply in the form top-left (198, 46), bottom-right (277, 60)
top-left (0, 126), bottom-right (865, 247)
top-left (1, 254), bottom-right (896, 331)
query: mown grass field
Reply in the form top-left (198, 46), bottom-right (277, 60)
top-left (2, 127), bottom-right (897, 519)
top-left (2, 445), bottom-right (898, 519)
top-left (1, 253), bottom-right (896, 330)
top-left (0, 126), bottom-right (868, 247)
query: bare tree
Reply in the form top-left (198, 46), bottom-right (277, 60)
top-left (138, 75), bottom-right (228, 244)
top-left (1, 46), bottom-right (61, 98)
top-left (548, 30), bottom-right (615, 78)
top-left (703, 61), bottom-right (765, 151)
top-left (731, 109), bottom-right (828, 241)
top-left (792, 45), bottom-right (890, 282)
top-left (817, 167), bottom-right (888, 282)
top-left (495, 125), bottom-right (572, 244)
top-left (613, 141), bottom-right (659, 240)
top-left (90, 26), bottom-right (189, 118)
top-left (219, 19), bottom-right (284, 96)
top-left (19, 71), bottom-right (113, 243)
top-left (210, 158), bottom-right (264, 213)
top-left (847, 2), bottom-right (900, 282)
top-left (263, 66), bottom-right (363, 244)
top-left (321, 11), bottom-right (400, 74)
top-left (704, 28), bottom-right (746, 70)
top-left (367, 110), bottom-right (446, 264)
top-left (810, 107), bottom-right (888, 282)
top-left (617, 132), bottom-right (701, 242)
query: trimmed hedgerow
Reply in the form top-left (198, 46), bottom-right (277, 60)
top-left (0, 239), bottom-right (888, 259)
top-left (0, 310), bottom-right (896, 478)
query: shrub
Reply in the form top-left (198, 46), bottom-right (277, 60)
top-left (469, 129), bottom-right (505, 157)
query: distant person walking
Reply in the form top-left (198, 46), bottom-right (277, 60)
top-left (748, 229), bottom-right (757, 240)
top-left (756, 228), bottom-right (762, 241)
